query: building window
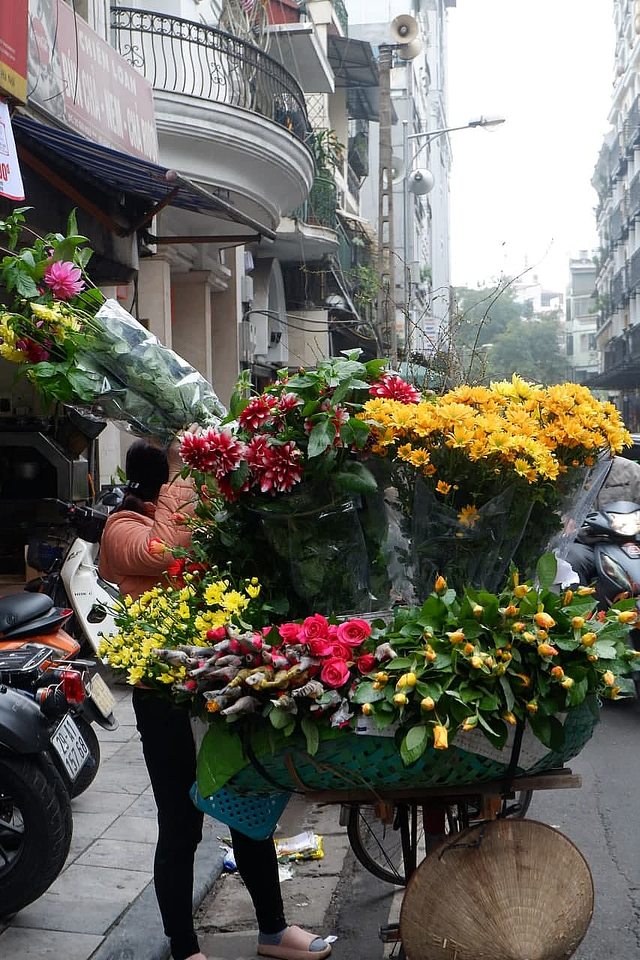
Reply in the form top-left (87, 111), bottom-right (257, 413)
top-left (588, 333), bottom-right (597, 351)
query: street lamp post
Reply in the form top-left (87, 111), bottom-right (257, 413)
top-left (401, 116), bottom-right (506, 353)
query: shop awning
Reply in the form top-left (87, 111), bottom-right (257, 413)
top-left (327, 36), bottom-right (379, 88)
top-left (581, 364), bottom-right (640, 390)
top-left (11, 114), bottom-right (276, 241)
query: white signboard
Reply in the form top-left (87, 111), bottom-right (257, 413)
top-left (0, 100), bottom-right (24, 200)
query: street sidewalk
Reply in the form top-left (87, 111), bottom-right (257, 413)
top-left (0, 680), bottom-right (225, 960)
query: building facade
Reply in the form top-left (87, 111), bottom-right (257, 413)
top-left (565, 253), bottom-right (598, 383)
top-left (345, 0), bottom-right (455, 357)
top-left (592, 0), bottom-right (640, 427)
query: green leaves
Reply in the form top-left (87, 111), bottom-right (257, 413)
top-left (400, 723), bottom-right (429, 765)
top-left (536, 553), bottom-right (558, 591)
top-left (333, 462), bottom-right (378, 495)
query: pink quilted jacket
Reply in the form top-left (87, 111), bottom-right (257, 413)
top-left (99, 478), bottom-right (196, 601)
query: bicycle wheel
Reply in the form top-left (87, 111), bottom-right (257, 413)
top-left (347, 803), bottom-right (423, 886)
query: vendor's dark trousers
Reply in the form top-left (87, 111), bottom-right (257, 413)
top-left (132, 689), bottom-right (286, 960)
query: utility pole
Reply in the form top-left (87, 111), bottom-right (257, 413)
top-left (377, 44), bottom-right (397, 366)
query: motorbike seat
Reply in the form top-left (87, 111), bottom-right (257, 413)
top-left (0, 593), bottom-right (54, 635)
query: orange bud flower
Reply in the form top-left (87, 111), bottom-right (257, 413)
top-left (502, 711), bottom-right (517, 725)
top-left (433, 724), bottom-right (449, 750)
top-left (523, 632), bottom-right (537, 643)
top-left (551, 666), bottom-right (565, 679)
top-left (463, 642), bottom-right (475, 655)
top-left (512, 622), bottom-right (526, 633)
top-left (561, 677), bottom-right (574, 689)
top-left (461, 716), bottom-right (478, 731)
top-left (434, 576), bottom-right (447, 595)
top-left (514, 584), bottom-right (529, 598)
top-left (563, 590), bottom-right (573, 605)
top-left (375, 672), bottom-right (389, 683)
top-left (470, 656), bottom-right (484, 669)
top-left (572, 616), bottom-right (585, 630)
top-left (425, 645), bottom-right (437, 661)
top-left (538, 643), bottom-right (559, 657)
top-left (484, 657), bottom-right (494, 668)
top-left (206, 701), bottom-right (220, 713)
top-left (526, 701), bottom-right (538, 714)
top-left (362, 703), bottom-right (373, 715)
top-left (587, 654), bottom-right (598, 662)
top-left (148, 538), bottom-right (166, 556)
top-left (421, 696), bottom-right (435, 712)
top-left (472, 603), bottom-right (484, 619)
top-left (618, 610), bottom-right (638, 624)
top-left (577, 586), bottom-right (596, 595)
top-left (603, 670), bottom-right (616, 686)
top-left (535, 612), bottom-right (556, 630)
top-left (581, 632), bottom-right (597, 647)
top-left (447, 630), bottom-right (465, 645)
top-left (515, 673), bottom-right (531, 687)
top-left (536, 629), bottom-right (549, 640)
top-left (393, 693), bottom-right (408, 706)
top-left (372, 681), bottom-right (382, 690)
top-left (503, 604), bottom-right (518, 618)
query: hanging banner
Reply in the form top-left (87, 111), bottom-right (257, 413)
top-left (0, 101), bottom-right (25, 200)
top-left (27, 0), bottom-right (158, 162)
top-left (0, 0), bottom-right (29, 103)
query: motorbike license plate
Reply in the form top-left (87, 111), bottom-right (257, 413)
top-left (89, 673), bottom-right (116, 719)
top-left (51, 713), bottom-right (90, 781)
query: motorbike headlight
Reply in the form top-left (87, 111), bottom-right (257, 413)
top-left (605, 510), bottom-right (640, 536)
top-left (601, 553), bottom-right (633, 590)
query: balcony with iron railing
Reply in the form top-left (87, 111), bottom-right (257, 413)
top-left (332, 0), bottom-right (349, 35)
top-left (110, 6), bottom-right (314, 233)
top-left (609, 132), bottom-right (625, 180)
top-left (611, 262), bottom-right (629, 308)
top-left (610, 202), bottom-right (625, 244)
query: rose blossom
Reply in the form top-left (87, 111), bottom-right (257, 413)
top-left (44, 260), bottom-right (85, 299)
top-left (278, 622), bottom-right (302, 643)
top-left (326, 640), bottom-right (353, 661)
top-left (309, 638), bottom-right (333, 657)
top-left (356, 654), bottom-right (376, 674)
top-left (327, 624), bottom-right (338, 639)
top-left (320, 657), bottom-right (351, 689)
top-left (337, 619), bottom-right (372, 646)
top-left (299, 614), bottom-right (329, 641)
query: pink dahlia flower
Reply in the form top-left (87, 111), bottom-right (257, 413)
top-left (250, 440), bottom-right (303, 495)
top-left (44, 261), bottom-right (85, 300)
top-left (369, 373), bottom-right (421, 404)
top-left (180, 428), bottom-right (246, 479)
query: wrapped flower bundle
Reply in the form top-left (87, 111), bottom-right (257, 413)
top-left (0, 208), bottom-right (225, 437)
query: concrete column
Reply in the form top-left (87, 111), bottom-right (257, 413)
top-left (286, 309), bottom-right (329, 368)
top-left (171, 271), bottom-right (215, 386)
top-left (138, 256), bottom-right (173, 347)
top-left (211, 248), bottom-right (243, 409)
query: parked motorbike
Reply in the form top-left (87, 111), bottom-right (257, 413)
top-left (0, 592), bottom-right (118, 797)
top-left (26, 489), bottom-right (123, 655)
top-left (0, 629), bottom-right (94, 916)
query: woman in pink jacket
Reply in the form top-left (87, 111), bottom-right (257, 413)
top-left (100, 438), bottom-right (330, 960)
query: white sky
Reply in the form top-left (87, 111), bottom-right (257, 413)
top-left (446, 0), bottom-right (615, 292)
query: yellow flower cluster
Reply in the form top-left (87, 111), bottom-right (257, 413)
top-left (0, 315), bottom-right (25, 363)
top-left (361, 377), bottom-right (630, 491)
top-left (98, 575), bottom-right (261, 688)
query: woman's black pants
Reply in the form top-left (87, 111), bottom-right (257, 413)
top-left (132, 689), bottom-right (286, 960)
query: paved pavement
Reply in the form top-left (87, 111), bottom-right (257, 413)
top-left (0, 676), bottom-right (351, 960)
top-left (0, 680), bottom-right (225, 960)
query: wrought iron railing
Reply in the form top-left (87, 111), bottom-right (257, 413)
top-left (629, 247), bottom-right (640, 292)
top-left (332, 0), bottom-right (349, 35)
top-left (611, 263), bottom-right (628, 307)
top-left (610, 203), bottom-right (624, 244)
top-left (294, 176), bottom-right (337, 229)
top-left (110, 7), bottom-right (311, 144)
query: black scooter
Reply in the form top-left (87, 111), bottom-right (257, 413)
top-left (576, 500), bottom-right (640, 605)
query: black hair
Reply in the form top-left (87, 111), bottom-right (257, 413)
top-left (117, 440), bottom-right (170, 516)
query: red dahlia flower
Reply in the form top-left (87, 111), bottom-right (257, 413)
top-left (369, 373), bottom-right (421, 404)
top-left (238, 395), bottom-right (277, 431)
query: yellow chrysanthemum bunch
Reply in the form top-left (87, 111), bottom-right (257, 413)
top-left (361, 376), bottom-right (630, 502)
top-left (0, 315), bottom-right (24, 363)
top-left (98, 569), bottom-right (262, 691)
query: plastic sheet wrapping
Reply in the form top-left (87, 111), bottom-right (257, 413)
top-left (73, 299), bottom-right (227, 439)
top-left (250, 489), bottom-right (372, 617)
top-left (544, 457), bottom-right (612, 562)
top-left (409, 481), bottom-right (534, 596)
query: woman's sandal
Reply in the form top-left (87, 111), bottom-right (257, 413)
top-left (257, 926), bottom-right (332, 960)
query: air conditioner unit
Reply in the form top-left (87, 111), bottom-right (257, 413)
top-left (252, 315), bottom-right (269, 358)
top-left (241, 275), bottom-right (254, 303)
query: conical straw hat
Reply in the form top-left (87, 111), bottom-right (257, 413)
top-left (400, 819), bottom-right (593, 960)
